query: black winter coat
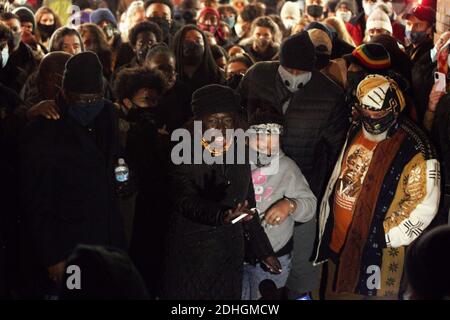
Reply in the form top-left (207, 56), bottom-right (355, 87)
top-left (20, 100), bottom-right (126, 269)
top-left (0, 84), bottom-right (23, 298)
top-left (432, 93), bottom-right (450, 224)
top-left (163, 147), bottom-right (274, 299)
top-left (159, 80), bottom-right (192, 133)
top-left (118, 108), bottom-right (172, 298)
top-left (407, 39), bottom-right (435, 123)
top-left (239, 62), bottom-right (349, 198)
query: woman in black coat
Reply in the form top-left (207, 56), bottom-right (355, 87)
top-left (163, 84), bottom-right (281, 300)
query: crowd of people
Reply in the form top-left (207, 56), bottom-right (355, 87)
top-left (0, 0), bottom-right (450, 300)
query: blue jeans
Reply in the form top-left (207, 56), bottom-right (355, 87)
top-left (242, 253), bottom-right (292, 300)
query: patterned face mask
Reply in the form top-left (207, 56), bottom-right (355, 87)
top-left (360, 111), bottom-right (396, 135)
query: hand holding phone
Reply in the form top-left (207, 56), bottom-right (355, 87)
top-left (224, 201), bottom-right (255, 224)
top-left (434, 72), bottom-right (447, 92)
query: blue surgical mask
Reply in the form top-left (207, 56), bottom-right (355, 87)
top-left (1, 46), bottom-right (9, 68)
top-left (223, 16), bottom-right (236, 28)
top-left (278, 66), bottom-right (312, 92)
top-left (406, 30), bottom-right (429, 45)
top-left (67, 100), bottom-right (105, 126)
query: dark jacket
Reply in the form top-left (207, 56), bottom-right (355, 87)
top-left (432, 93), bottom-right (450, 225)
top-left (159, 80), bottom-right (192, 132)
top-left (163, 145), bottom-right (274, 299)
top-left (179, 67), bottom-right (226, 97)
top-left (239, 61), bottom-right (349, 198)
top-left (117, 107), bottom-right (171, 298)
top-left (0, 61), bottom-right (27, 94)
top-left (407, 38), bottom-right (435, 123)
top-left (0, 84), bottom-right (24, 298)
top-left (20, 99), bottom-right (126, 269)
top-left (9, 42), bottom-right (38, 75)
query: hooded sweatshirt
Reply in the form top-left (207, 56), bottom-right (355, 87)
top-left (251, 150), bottom-right (317, 252)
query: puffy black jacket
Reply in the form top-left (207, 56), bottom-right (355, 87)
top-left (239, 61), bottom-right (350, 198)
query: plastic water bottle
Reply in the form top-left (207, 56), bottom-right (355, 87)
top-left (115, 158), bottom-right (129, 183)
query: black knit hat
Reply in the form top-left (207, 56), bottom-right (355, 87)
top-left (191, 84), bottom-right (242, 118)
top-left (279, 31), bottom-right (316, 71)
top-left (63, 52), bottom-right (104, 94)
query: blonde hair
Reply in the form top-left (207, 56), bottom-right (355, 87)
top-left (290, 18), bottom-right (309, 36)
top-left (324, 16), bottom-right (356, 47)
top-left (121, 0), bottom-right (145, 41)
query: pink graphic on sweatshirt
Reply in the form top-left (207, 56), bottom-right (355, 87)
top-left (252, 170), bottom-right (273, 203)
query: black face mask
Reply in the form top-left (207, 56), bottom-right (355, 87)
top-left (148, 17), bottom-right (170, 42)
top-left (37, 23), bottom-right (56, 40)
top-left (67, 100), bottom-right (105, 126)
top-left (127, 104), bottom-right (161, 126)
top-left (307, 5), bottom-right (324, 18)
top-left (183, 41), bottom-right (204, 65)
top-left (361, 112), bottom-right (396, 135)
top-left (136, 45), bottom-right (150, 64)
top-left (226, 73), bottom-right (243, 89)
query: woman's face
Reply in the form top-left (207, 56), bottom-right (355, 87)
top-left (184, 29), bottom-right (204, 47)
top-left (129, 87), bottom-right (159, 108)
top-left (148, 53), bottom-right (177, 89)
top-left (249, 132), bottom-right (280, 155)
top-left (62, 35), bottom-right (82, 55)
top-left (81, 29), bottom-right (96, 52)
top-left (135, 31), bottom-right (157, 63)
top-left (367, 27), bottom-right (390, 40)
top-left (198, 12), bottom-right (219, 27)
top-left (40, 13), bottom-right (54, 25)
top-left (226, 61), bottom-right (248, 80)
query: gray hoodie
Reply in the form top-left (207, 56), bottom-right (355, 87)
top-left (251, 151), bottom-right (317, 252)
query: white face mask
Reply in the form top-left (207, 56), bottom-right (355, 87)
top-left (282, 18), bottom-right (297, 30)
top-left (278, 65), bottom-right (312, 92)
top-left (336, 11), bottom-right (352, 23)
top-left (1, 46), bottom-right (9, 68)
top-left (363, 1), bottom-right (377, 16)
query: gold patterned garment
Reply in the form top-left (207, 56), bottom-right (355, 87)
top-left (378, 152), bottom-right (440, 296)
top-left (384, 153), bottom-right (427, 232)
